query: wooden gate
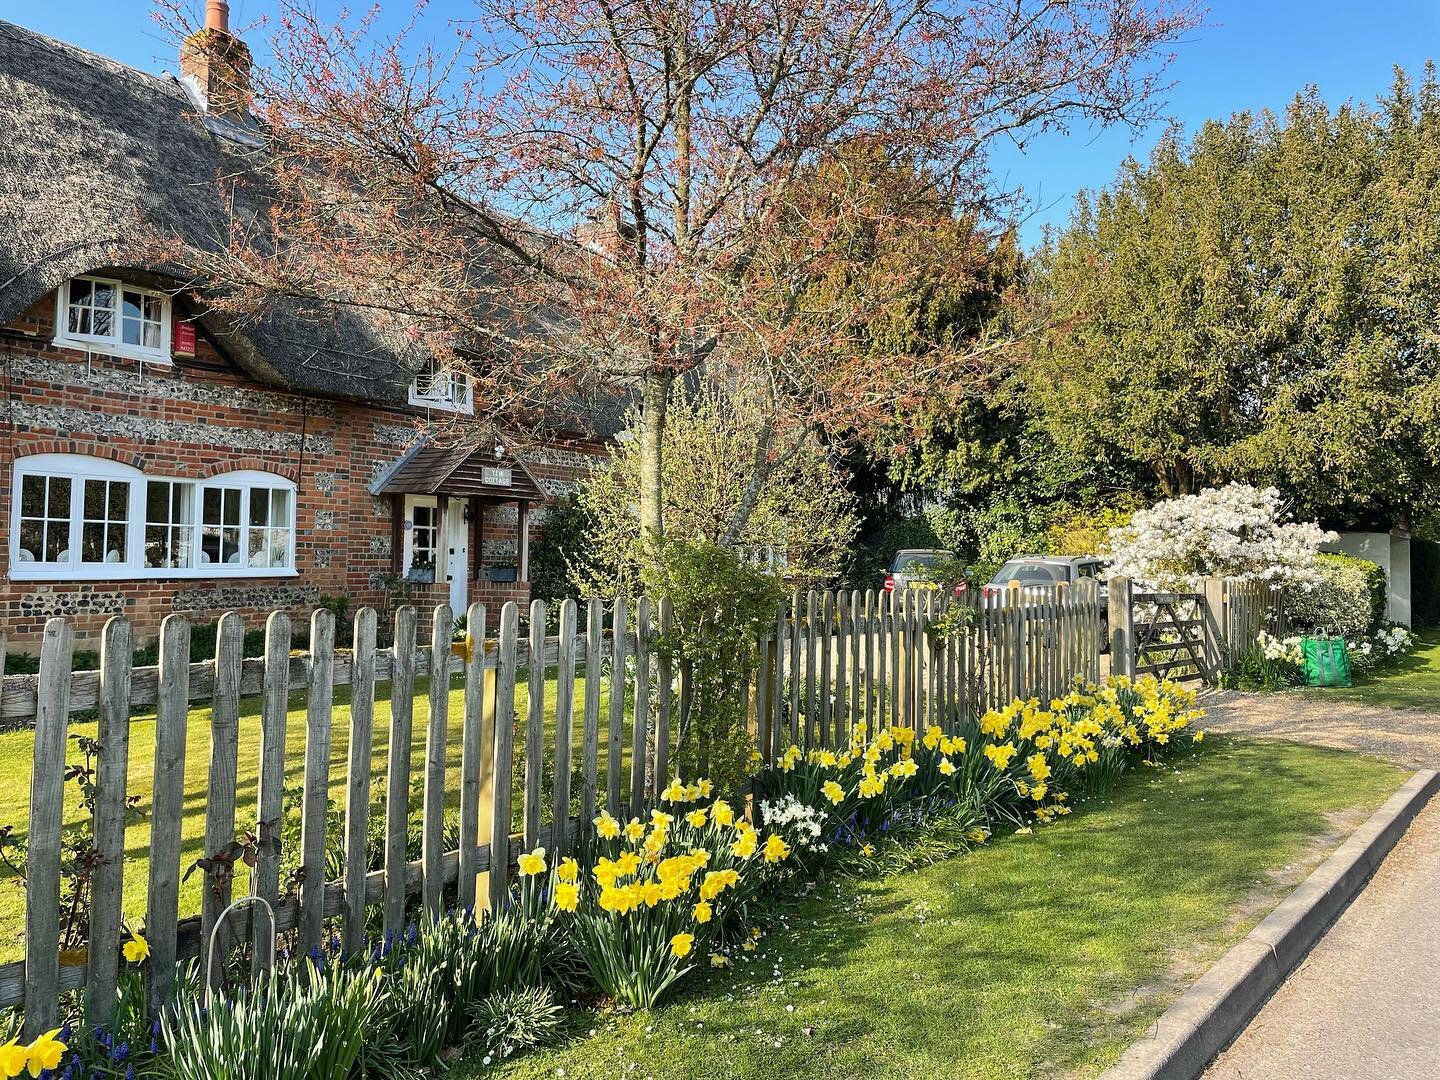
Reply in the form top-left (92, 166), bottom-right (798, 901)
top-left (1130, 591), bottom-right (1208, 682)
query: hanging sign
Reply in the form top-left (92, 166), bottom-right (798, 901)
top-left (173, 321), bottom-right (197, 357)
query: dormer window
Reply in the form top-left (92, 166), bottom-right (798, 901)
top-left (408, 362), bottom-right (474, 414)
top-left (54, 276), bottom-right (171, 362)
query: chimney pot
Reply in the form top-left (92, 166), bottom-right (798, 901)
top-left (205, 0), bottom-right (230, 33)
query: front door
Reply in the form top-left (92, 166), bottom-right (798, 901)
top-left (445, 497), bottom-right (469, 613)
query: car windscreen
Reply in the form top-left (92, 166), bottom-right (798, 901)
top-left (992, 562), bottom-right (1064, 585)
top-left (890, 553), bottom-right (945, 573)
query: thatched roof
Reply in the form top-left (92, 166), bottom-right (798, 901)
top-left (0, 17), bottom-right (628, 438)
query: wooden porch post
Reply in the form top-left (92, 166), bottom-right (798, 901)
top-left (518, 500), bottom-right (531, 582)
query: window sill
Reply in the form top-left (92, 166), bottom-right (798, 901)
top-left (8, 566), bottom-right (300, 583)
top-left (50, 337), bottom-right (173, 365)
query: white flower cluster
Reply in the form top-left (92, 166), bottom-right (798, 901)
top-left (1347, 623), bottom-right (1415, 672)
top-left (758, 794), bottom-right (828, 851)
top-left (1106, 483), bottom-right (1336, 593)
top-left (1256, 629), bottom-right (1303, 665)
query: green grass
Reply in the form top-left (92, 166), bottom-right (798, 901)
top-left (1299, 629), bottom-right (1440, 710)
top-left (0, 669), bottom-right (628, 963)
top-left (479, 739), bottom-right (1404, 1080)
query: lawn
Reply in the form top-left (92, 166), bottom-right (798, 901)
top-left (0, 667), bottom-right (626, 963)
top-left (1300, 629), bottom-right (1440, 710)
top-left (479, 738), bottom-right (1405, 1080)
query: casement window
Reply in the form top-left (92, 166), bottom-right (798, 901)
top-left (10, 456), bottom-right (295, 580)
top-left (53, 276), bottom-right (172, 362)
top-left (407, 362), bottom-right (474, 414)
top-left (402, 495), bottom-right (440, 577)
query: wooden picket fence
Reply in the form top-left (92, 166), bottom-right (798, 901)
top-left (4, 581), bottom-right (1102, 1033)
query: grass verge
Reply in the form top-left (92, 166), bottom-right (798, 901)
top-left (478, 738), bottom-right (1404, 1080)
top-left (1299, 630), bottom-right (1440, 710)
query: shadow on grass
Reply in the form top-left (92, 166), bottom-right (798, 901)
top-left (489, 737), bottom-right (1403, 1080)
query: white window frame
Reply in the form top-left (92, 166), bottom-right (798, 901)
top-left (9, 455), bottom-right (297, 581)
top-left (407, 363), bottom-right (474, 414)
top-left (53, 276), bottom-right (173, 363)
top-left (402, 495), bottom-right (441, 577)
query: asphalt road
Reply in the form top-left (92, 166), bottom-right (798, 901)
top-left (1204, 795), bottom-right (1440, 1080)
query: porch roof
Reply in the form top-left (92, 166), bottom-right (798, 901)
top-left (370, 440), bottom-right (547, 503)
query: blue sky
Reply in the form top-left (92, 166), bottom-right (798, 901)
top-left (10, 0), bottom-right (1439, 247)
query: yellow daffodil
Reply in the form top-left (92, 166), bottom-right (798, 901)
top-left (697, 778), bottom-right (714, 797)
top-left (821, 780), bottom-right (844, 805)
top-left (710, 799), bottom-right (735, 826)
top-left (730, 827), bottom-right (758, 860)
top-left (1193, 730), bottom-right (1205, 743)
top-left (594, 811), bottom-right (621, 839)
top-left (616, 850), bottom-right (641, 876)
top-left (557, 856), bottom-right (580, 883)
top-left (661, 777), bottom-right (688, 802)
top-left (983, 742), bottom-right (1018, 770)
top-left (938, 757), bottom-right (956, 776)
top-left (670, 932), bottom-right (694, 958)
top-left (554, 881), bottom-right (580, 912)
top-left (0, 1039), bottom-right (27, 1079)
top-left (517, 847), bottom-right (547, 876)
top-left (859, 842), bottom-right (875, 857)
top-left (24, 1030), bottom-right (65, 1077)
top-left (122, 931), bottom-right (149, 964)
top-left (763, 834), bottom-right (790, 864)
top-left (686, 808), bottom-right (708, 828)
top-left (693, 899), bottom-right (713, 923)
top-left (709, 952), bottom-right (730, 968)
top-left (624, 818), bottom-right (646, 842)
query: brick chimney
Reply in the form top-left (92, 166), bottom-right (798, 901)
top-left (180, 0), bottom-right (252, 122)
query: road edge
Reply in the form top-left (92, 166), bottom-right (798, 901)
top-left (1100, 767), bottom-right (1440, 1080)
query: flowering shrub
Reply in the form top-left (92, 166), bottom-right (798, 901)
top-left (1106, 483), bottom-right (1335, 592)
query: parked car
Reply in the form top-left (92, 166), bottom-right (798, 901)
top-left (984, 555), bottom-right (1110, 650)
top-left (883, 549), bottom-right (967, 595)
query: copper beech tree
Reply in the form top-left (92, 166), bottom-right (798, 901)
top-left (159, 0), bottom-right (1198, 546)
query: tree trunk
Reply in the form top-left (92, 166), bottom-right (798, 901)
top-left (638, 369), bottom-right (671, 544)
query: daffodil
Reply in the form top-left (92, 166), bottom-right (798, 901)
top-left (624, 818), bottom-right (646, 842)
top-left (557, 857), bottom-right (580, 883)
top-left (709, 952), bottom-right (730, 968)
top-left (122, 931), bottom-right (150, 964)
top-left (594, 811), bottom-right (621, 839)
top-left (762, 834), bottom-right (790, 864)
top-left (24, 1030), bottom-right (65, 1077)
top-left (821, 780), bottom-right (844, 805)
top-left (0, 1039), bottom-right (26, 1079)
top-left (685, 808), bottom-right (708, 828)
top-left (710, 799), bottom-right (735, 826)
top-left (554, 881), bottom-right (580, 912)
top-left (859, 842), bottom-right (875, 857)
top-left (517, 847), bottom-right (547, 876)
top-left (693, 900), bottom-right (712, 923)
top-left (661, 777), bottom-right (688, 802)
top-left (670, 932), bottom-right (694, 958)
top-left (938, 757), bottom-right (956, 776)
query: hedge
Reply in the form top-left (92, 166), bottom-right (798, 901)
top-left (1287, 552), bottom-right (1387, 638)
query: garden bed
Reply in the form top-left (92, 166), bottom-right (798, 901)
top-left (480, 739), bottom-right (1403, 1079)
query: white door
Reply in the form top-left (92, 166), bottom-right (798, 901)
top-left (445, 497), bottom-right (469, 613)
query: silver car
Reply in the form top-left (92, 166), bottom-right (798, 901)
top-left (984, 555), bottom-right (1109, 649)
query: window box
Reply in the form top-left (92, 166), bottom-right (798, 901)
top-left (486, 565), bottom-right (518, 583)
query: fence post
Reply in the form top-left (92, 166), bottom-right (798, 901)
top-left (253, 611), bottom-right (290, 977)
top-left (24, 619), bottom-right (71, 1038)
top-left (299, 608), bottom-right (336, 952)
top-left (201, 612), bottom-right (244, 991)
top-left (146, 615), bottom-right (190, 1018)
top-left (1109, 576), bottom-right (1134, 678)
top-left (343, 607), bottom-right (378, 952)
top-left (87, 616), bottom-right (133, 1028)
top-left (553, 598), bottom-right (578, 856)
top-left (1200, 577), bottom-right (1227, 682)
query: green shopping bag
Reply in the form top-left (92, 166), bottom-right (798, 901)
top-left (1302, 635), bottom-right (1352, 688)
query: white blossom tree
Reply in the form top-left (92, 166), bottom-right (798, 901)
top-left (1105, 483), bottom-right (1336, 592)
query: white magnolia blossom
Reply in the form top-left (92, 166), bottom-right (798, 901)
top-left (1106, 483), bottom-right (1336, 593)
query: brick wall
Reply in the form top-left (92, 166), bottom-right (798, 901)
top-left (0, 288), bottom-right (607, 649)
